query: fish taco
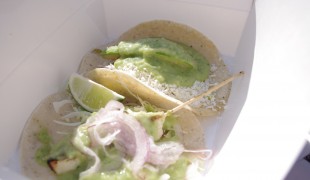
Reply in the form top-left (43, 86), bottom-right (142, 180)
top-left (20, 87), bottom-right (208, 179)
top-left (79, 20), bottom-right (231, 116)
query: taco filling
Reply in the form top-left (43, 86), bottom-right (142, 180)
top-left (33, 98), bottom-right (210, 180)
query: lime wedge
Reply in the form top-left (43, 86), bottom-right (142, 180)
top-left (68, 73), bottom-right (125, 112)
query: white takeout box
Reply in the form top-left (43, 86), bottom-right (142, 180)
top-left (1, 0), bottom-right (309, 179)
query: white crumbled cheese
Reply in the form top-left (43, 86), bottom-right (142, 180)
top-left (109, 63), bottom-right (222, 110)
top-left (210, 64), bottom-right (217, 72)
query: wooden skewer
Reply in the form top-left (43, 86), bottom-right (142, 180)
top-left (167, 71), bottom-right (245, 115)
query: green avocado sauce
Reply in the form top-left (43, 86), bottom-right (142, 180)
top-left (129, 111), bottom-right (165, 141)
top-left (126, 104), bottom-right (178, 142)
top-left (35, 128), bottom-right (52, 166)
top-left (162, 156), bottom-right (191, 179)
top-left (82, 156), bottom-right (190, 180)
top-left (81, 168), bottom-right (133, 180)
top-left (105, 38), bottom-right (210, 87)
top-left (35, 128), bottom-right (89, 180)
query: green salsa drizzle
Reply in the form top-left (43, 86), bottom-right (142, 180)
top-left (81, 156), bottom-right (191, 180)
top-left (35, 128), bottom-right (52, 166)
top-left (105, 38), bottom-right (210, 87)
top-left (35, 128), bottom-right (89, 179)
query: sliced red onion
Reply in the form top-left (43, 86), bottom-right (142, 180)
top-left (147, 140), bottom-right (184, 167)
top-left (96, 129), bottom-right (120, 147)
top-left (104, 100), bottom-right (125, 112)
top-left (52, 99), bottom-right (73, 114)
top-left (61, 111), bottom-right (91, 121)
top-left (89, 121), bottom-right (119, 147)
top-left (115, 113), bottom-right (149, 173)
top-left (72, 127), bottom-right (100, 179)
top-left (53, 120), bottom-right (82, 127)
top-left (85, 100), bottom-right (149, 174)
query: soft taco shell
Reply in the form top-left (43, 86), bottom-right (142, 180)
top-left (19, 91), bottom-right (79, 179)
top-left (85, 68), bottom-right (190, 111)
top-left (77, 41), bottom-right (116, 74)
top-left (79, 20), bottom-right (231, 116)
top-left (20, 91), bottom-right (205, 179)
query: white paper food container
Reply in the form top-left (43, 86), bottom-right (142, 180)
top-left (0, 0), bottom-right (309, 179)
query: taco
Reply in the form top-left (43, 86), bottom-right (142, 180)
top-left (79, 20), bottom-right (231, 116)
top-left (19, 91), bottom-right (91, 179)
top-left (20, 87), bottom-right (208, 179)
